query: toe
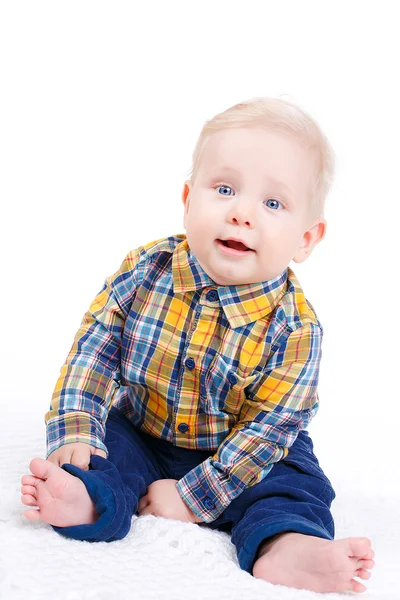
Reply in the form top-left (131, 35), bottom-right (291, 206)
top-left (21, 485), bottom-right (37, 496)
top-left (347, 537), bottom-right (372, 558)
top-left (21, 475), bottom-right (38, 486)
top-left (351, 578), bottom-right (367, 593)
top-left (29, 457), bottom-right (55, 480)
top-left (21, 494), bottom-right (38, 506)
top-left (355, 569), bottom-right (371, 581)
top-left (359, 559), bottom-right (374, 570)
top-left (23, 509), bottom-right (41, 521)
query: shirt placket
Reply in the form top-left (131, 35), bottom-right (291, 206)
top-left (173, 287), bottom-right (220, 447)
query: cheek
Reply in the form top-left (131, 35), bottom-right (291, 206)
top-left (258, 229), bottom-right (292, 257)
top-left (189, 204), bottom-right (212, 227)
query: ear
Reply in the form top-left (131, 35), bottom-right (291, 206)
top-left (182, 180), bottom-right (192, 229)
top-left (292, 218), bottom-right (327, 263)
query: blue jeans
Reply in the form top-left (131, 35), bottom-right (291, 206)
top-left (53, 407), bottom-right (336, 573)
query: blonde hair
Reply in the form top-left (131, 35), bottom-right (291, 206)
top-left (187, 97), bottom-right (335, 220)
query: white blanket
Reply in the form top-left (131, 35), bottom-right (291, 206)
top-left (0, 415), bottom-right (396, 600)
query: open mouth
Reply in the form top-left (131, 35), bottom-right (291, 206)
top-left (218, 239), bottom-right (254, 252)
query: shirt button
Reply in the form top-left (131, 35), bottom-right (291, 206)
top-left (178, 423), bottom-right (189, 433)
top-left (206, 289), bottom-right (219, 302)
top-left (185, 358), bottom-right (195, 370)
top-left (204, 498), bottom-right (215, 510)
top-left (228, 373), bottom-right (238, 386)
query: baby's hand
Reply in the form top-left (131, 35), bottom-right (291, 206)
top-left (47, 442), bottom-right (107, 471)
top-left (138, 479), bottom-right (203, 524)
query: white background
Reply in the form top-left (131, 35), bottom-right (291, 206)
top-left (1, 1), bottom-right (399, 498)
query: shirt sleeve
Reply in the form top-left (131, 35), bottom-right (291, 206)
top-left (176, 322), bottom-right (323, 522)
top-left (45, 250), bottom-right (140, 458)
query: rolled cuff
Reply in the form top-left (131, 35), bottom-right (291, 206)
top-left (236, 515), bottom-right (334, 574)
top-left (51, 456), bottom-right (130, 542)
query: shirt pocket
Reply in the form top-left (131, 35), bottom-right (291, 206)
top-left (200, 352), bottom-right (260, 416)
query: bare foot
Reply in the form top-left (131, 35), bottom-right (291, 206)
top-left (21, 457), bottom-right (98, 528)
top-left (252, 532), bottom-right (375, 593)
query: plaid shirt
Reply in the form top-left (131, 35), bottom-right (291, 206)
top-left (45, 234), bottom-right (323, 522)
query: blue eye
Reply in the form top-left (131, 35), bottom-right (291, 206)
top-left (217, 185), bottom-right (234, 196)
top-left (264, 199), bottom-right (282, 210)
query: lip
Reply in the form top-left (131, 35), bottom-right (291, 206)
top-left (225, 237), bottom-right (253, 249)
top-left (216, 239), bottom-right (255, 256)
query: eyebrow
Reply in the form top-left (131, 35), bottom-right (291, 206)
top-left (210, 165), bottom-right (293, 196)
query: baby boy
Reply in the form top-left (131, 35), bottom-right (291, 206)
top-left (21, 97), bottom-right (374, 593)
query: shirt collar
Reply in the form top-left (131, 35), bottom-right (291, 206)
top-left (172, 236), bottom-right (288, 328)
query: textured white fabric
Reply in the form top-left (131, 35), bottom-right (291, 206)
top-left (0, 415), bottom-right (396, 600)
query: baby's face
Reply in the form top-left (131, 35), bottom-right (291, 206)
top-left (182, 126), bottom-right (325, 286)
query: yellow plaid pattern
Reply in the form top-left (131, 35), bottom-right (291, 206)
top-left (46, 234), bottom-right (323, 521)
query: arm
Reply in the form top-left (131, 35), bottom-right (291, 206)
top-left (176, 322), bottom-right (323, 522)
top-left (45, 250), bottom-right (140, 458)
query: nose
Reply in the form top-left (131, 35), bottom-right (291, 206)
top-left (226, 199), bottom-right (255, 228)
